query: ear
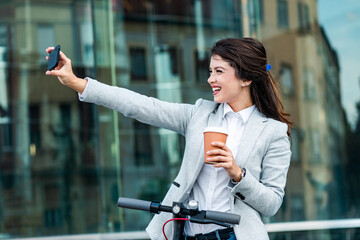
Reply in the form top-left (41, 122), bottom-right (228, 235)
top-left (245, 80), bottom-right (252, 86)
top-left (241, 80), bottom-right (252, 87)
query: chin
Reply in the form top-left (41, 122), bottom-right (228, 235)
top-left (213, 98), bottom-right (224, 104)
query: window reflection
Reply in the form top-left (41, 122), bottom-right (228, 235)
top-left (37, 24), bottom-right (55, 64)
top-left (195, 49), bottom-right (210, 84)
top-left (290, 128), bottom-right (300, 162)
top-left (298, 2), bottom-right (310, 32)
top-left (134, 120), bottom-right (153, 166)
top-left (303, 68), bottom-right (316, 100)
top-left (130, 47), bottom-right (148, 81)
top-left (280, 64), bottom-right (294, 97)
top-left (290, 194), bottom-right (305, 221)
top-left (168, 46), bottom-right (179, 75)
top-left (29, 104), bottom-right (41, 151)
top-left (277, 0), bottom-right (289, 29)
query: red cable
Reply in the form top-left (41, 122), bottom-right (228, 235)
top-left (162, 217), bottom-right (190, 240)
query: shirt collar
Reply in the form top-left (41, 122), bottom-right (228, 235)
top-left (222, 103), bottom-right (256, 124)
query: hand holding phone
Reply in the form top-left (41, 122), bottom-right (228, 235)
top-left (47, 45), bottom-right (61, 71)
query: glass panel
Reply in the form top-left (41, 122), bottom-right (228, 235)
top-left (0, 0), bottom-right (102, 237)
top-left (101, 0), bottom-right (246, 233)
top-left (263, 1), bottom-right (360, 238)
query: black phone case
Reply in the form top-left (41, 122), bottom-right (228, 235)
top-left (47, 45), bottom-right (61, 71)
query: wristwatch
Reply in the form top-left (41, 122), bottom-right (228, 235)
top-left (240, 167), bottom-right (246, 181)
top-left (232, 167), bottom-right (246, 183)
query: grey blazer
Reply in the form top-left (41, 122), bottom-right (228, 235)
top-left (80, 78), bottom-right (291, 240)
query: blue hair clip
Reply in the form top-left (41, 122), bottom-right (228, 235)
top-left (266, 64), bottom-right (272, 71)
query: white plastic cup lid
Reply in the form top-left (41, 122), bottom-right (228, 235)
top-left (203, 127), bottom-right (228, 135)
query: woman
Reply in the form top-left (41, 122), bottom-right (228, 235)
top-left (46, 37), bottom-right (291, 240)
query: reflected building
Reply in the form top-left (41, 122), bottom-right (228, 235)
top-left (259, 0), bottom-right (348, 224)
top-left (0, 0), bottom-right (355, 239)
top-left (0, 0), bottom-right (247, 236)
top-left (0, 1), bottom-right (100, 236)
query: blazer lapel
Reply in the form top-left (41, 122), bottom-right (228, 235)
top-left (196, 103), bottom-right (223, 173)
top-left (235, 108), bottom-right (267, 166)
top-left (207, 103), bottom-right (224, 127)
top-left (184, 103), bottom-right (223, 194)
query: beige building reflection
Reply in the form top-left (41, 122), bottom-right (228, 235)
top-left (0, 0), bottom-right (351, 238)
top-left (259, 0), bottom-right (348, 223)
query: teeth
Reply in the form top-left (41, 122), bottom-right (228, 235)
top-left (213, 87), bottom-right (221, 92)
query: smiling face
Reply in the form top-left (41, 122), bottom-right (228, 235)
top-left (208, 54), bottom-right (253, 111)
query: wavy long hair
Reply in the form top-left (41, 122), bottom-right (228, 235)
top-left (211, 38), bottom-right (292, 136)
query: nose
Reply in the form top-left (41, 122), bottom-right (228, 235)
top-left (207, 74), bottom-right (215, 84)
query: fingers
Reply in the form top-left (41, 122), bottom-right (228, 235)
top-left (46, 46), bottom-right (54, 53)
top-left (206, 149), bottom-right (231, 163)
top-left (206, 141), bottom-right (233, 164)
top-left (45, 46), bottom-right (71, 75)
top-left (206, 149), bottom-right (227, 157)
top-left (206, 142), bottom-right (230, 156)
top-left (207, 155), bottom-right (227, 163)
top-left (58, 50), bottom-right (68, 60)
top-left (45, 69), bottom-right (61, 76)
top-left (212, 161), bottom-right (230, 168)
top-left (211, 141), bottom-right (229, 150)
top-left (45, 47), bottom-right (68, 60)
top-left (206, 142), bottom-right (241, 179)
top-left (211, 157), bottom-right (234, 171)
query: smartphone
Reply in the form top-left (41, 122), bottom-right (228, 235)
top-left (47, 45), bottom-right (61, 71)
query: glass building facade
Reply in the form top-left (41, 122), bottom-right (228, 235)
top-left (0, 0), bottom-right (359, 239)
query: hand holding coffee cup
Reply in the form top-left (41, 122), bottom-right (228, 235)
top-left (203, 127), bottom-right (228, 164)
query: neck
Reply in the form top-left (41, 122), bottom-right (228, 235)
top-left (229, 101), bottom-right (254, 112)
top-left (228, 92), bottom-right (253, 112)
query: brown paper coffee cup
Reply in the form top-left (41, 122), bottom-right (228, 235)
top-left (203, 127), bottom-right (228, 164)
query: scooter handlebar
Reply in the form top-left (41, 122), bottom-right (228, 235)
top-left (117, 197), bottom-right (152, 212)
top-left (206, 210), bottom-right (240, 225)
top-left (117, 197), bottom-right (241, 225)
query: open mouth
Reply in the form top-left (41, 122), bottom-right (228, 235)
top-left (212, 87), bottom-right (221, 95)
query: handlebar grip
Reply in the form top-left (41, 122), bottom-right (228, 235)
top-left (205, 211), bottom-right (241, 225)
top-left (117, 197), bottom-right (152, 212)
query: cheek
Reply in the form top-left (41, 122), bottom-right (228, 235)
top-left (228, 84), bottom-right (243, 97)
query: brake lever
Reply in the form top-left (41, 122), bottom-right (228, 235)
top-left (189, 211), bottom-right (231, 228)
top-left (190, 217), bottom-right (231, 228)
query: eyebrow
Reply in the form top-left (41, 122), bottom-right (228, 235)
top-left (209, 66), bottom-right (226, 70)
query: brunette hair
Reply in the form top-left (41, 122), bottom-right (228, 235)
top-left (211, 38), bottom-right (292, 136)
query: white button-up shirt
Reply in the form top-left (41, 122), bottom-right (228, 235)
top-left (184, 103), bottom-right (255, 236)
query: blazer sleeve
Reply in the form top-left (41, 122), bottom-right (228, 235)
top-left (230, 122), bottom-right (291, 217)
top-left (79, 77), bottom-right (202, 136)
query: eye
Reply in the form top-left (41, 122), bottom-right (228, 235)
top-left (216, 70), bottom-right (223, 73)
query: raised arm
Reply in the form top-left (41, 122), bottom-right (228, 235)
top-left (45, 47), bottom-right (202, 135)
top-left (79, 78), bottom-right (202, 135)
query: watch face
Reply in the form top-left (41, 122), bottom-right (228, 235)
top-left (242, 168), bottom-right (246, 177)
